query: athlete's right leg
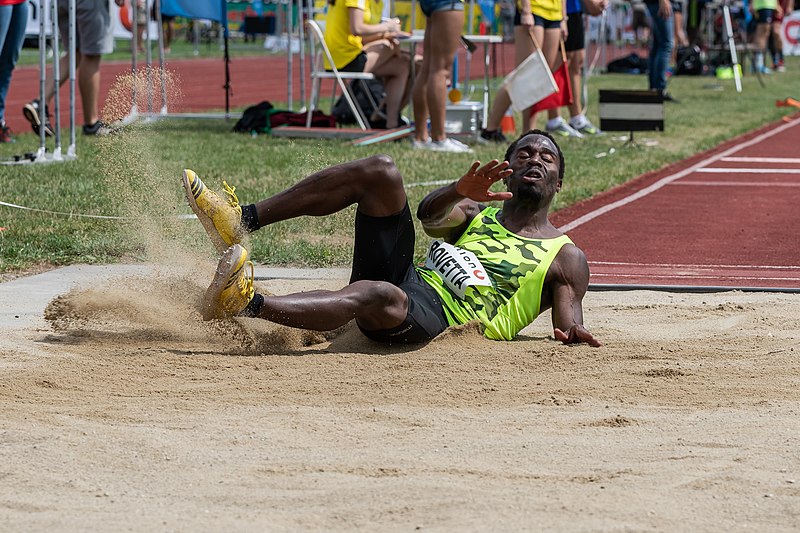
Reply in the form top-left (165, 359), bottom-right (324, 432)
top-left (253, 154), bottom-right (407, 225)
top-left (183, 154), bottom-right (407, 253)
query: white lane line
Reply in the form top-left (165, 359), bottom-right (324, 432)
top-left (696, 167), bottom-right (800, 174)
top-left (558, 116), bottom-right (800, 232)
top-left (591, 273), bottom-right (800, 282)
top-left (668, 181), bottom-right (800, 186)
top-left (590, 260), bottom-right (800, 270)
top-left (721, 157), bottom-right (800, 164)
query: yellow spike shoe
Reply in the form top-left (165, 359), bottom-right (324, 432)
top-left (202, 244), bottom-right (256, 320)
top-left (182, 169), bottom-right (244, 253)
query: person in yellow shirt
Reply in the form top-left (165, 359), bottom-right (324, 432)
top-left (324, 0), bottom-right (411, 128)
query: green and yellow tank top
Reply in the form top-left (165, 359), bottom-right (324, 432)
top-left (417, 206), bottom-right (573, 341)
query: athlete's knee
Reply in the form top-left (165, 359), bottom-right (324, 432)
top-left (349, 280), bottom-right (408, 326)
top-left (362, 154), bottom-right (404, 189)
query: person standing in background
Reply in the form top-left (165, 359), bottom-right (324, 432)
top-left (769, 0), bottom-right (793, 71)
top-left (644, 0), bottom-right (677, 100)
top-left (411, 0), bottom-right (473, 153)
top-left (479, 0), bottom-right (566, 142)
top-left (0, 0), bottom-right (28, 142)
top-left (542, 0), bottom-right (608, 137)
top-left (23, 0), bottom-right (125, 136)
top-left (750, 0), bottom-right (779, 73)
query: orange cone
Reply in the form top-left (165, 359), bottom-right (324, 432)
top-left (500, 108), bottom-right (516, 135)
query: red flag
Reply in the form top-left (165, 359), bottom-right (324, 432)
top-left (529, 42), bottom-right (573, 114)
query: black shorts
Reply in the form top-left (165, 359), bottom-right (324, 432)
top-left (514, 9), bottom-right (562, 28)
top-left (351, 205), bottom-right (450, 344)
top-left (564, 13), bottom-right (585, 52)
top-left (339, 51), bottom-right (367, 73)
top-left (756, 8), bottom-right (775, 23)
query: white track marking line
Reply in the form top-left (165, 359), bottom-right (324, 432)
top-left (695, 167), bottom-right (800, 174)
top-left (558, 116), bottom-right (800, 232)
top-left (589, 260), bottom-right (800, 270)
top-left (591, 273), bottom-right (800, 282)
top-left (721, 156), bottom-right (800, 164)
top-left (668, 181), bottom-right (800, 186)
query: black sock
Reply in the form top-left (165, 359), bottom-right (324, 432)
top-left (240, 292), bottom-right (264, 317)
top-left (241, 204), bottom-right (261, 233)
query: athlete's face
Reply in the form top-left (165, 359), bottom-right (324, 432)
top-left (506, 134), bottom-right (562, 201)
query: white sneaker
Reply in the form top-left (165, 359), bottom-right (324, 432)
top-left (547, 118), bottom-right (585, 139)
top-left (411, 137), bottom-right (431, 149)
top-left (446, 137), bottom-right (472, 151)
top-left (421, 137), bottom-right (474, 153)
top-left (569, 117), bottom-right (603, 136)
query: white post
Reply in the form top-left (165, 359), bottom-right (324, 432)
top-left (722, 4), bottom-right (742, 93)
top-left (67, 0), bottom-right (76, 158)
top-left (50, 0), bottom-right (62, 160)
top-left (36, 0), bottom-right (46, 161)
top-left (155, 0), bottom-right (167, 114)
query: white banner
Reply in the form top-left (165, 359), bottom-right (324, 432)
top-left (782, 11), bottom-right (800, 56)
top-left (24, 0), bottom-right (158, 41)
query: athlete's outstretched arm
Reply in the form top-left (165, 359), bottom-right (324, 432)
top-left (549, 246), bottom-right (602, 347)
top-left (417, 160), bottom-right (512, 240)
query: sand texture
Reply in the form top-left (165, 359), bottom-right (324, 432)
top-left (1, 270), bottom-right (799, 532)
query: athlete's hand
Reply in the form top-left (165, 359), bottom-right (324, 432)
top-left (455, 160), bottom-right (513, 202)
top-left (554, 325), bottom-right (602, 347)
top-left (520, 12), bottom-right (534, 27)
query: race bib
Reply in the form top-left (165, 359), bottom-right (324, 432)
top-left (425, 240), bottom-right (492, 299)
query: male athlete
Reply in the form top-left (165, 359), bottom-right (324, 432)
top-left (183, 129), bottom-right (600, 346)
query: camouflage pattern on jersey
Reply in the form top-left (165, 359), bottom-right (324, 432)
top-left (417, 207), bottom-right (573, 340)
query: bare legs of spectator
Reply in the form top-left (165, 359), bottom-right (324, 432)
top-left (412, 9), bottom-right (464, 142)
top-left (365, 41), bottom-right (411, 129)
top-left (44, 51), bottom-right (101, 126)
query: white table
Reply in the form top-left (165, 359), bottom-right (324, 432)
top-left (403, 33), bottom-right (503, 128)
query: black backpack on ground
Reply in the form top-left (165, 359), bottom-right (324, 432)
top-left (232, 101), bottom-right (274, 133)
top-left (233, 101), bottom-right (335, 134)
top-left (331, 78), bottom-right (387, 128)
top-left (675, 45), bottom-right (704, 75)
top-left (607, 53), bottom-right (648, 74)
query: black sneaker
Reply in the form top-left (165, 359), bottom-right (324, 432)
top-left (22, 100), bottom-right (54, 137)
top-left (660, 91), bottom-right (680, 103)
top-left (478, 129), bottom-right (507, 144)
top-left (82, 120), bottom-right (111, 136)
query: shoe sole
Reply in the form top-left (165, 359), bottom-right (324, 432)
top-left (182, 170), bottom-right (232, 254)
top-left (22, 103), bottom-right (54, 137)
top-left (548, 129), bottom-right (585, 139)
top-left (202, 243), bottom-right (246, 320)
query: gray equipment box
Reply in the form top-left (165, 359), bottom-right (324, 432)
top-left (444, 101), bottom-right (483, 138)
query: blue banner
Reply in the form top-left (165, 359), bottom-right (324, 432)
top-left (161, 0), bottom-right (227, 27)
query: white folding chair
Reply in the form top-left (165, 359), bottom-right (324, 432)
top-left (306, 19), bottom-right (376, 130)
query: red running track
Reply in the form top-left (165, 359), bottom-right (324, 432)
top-left (4, 41), bottom-right (644, 129)
top-left (550, 115), bottom-right (800, 291)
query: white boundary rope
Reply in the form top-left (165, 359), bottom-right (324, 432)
top-left (0, 200), bottom-right (196, 220)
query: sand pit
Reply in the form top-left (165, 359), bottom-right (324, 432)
top-left (1, 266), bottom-right (799, 531)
